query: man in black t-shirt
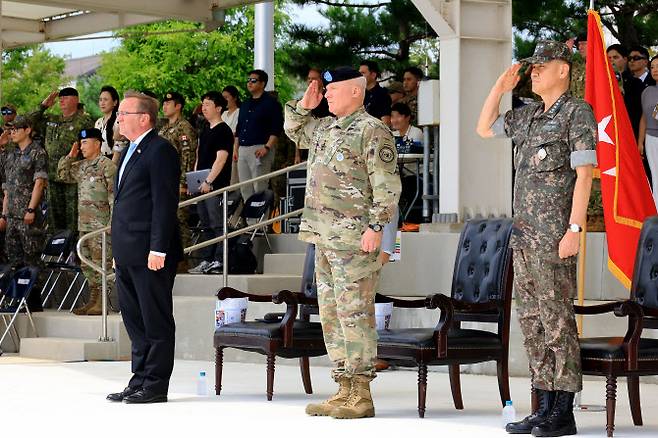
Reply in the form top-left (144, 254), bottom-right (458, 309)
top-left (359, 60), bottom-right (392, 126)
top-left (188, 91), bottom-right (234, 275)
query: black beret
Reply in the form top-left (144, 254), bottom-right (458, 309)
top-left (163, 92), bottom-right (185, 106)
top-left (78, 128), bottom-right (103, 142)
top-left (59, 87), bottom-right (79, 97)
top-left (322, 67), bottom-right (362, 87)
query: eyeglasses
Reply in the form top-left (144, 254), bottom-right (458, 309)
top-left (247, 78), bottom-right (260, 84)
top-left (8, 127), bottom-right (25, 132)
top-left (1, 110), bottom-right (15, 116)
top-left (117, 111), bottom-right (146, 116)
top-left (629, 56), bottom-right (647, 61)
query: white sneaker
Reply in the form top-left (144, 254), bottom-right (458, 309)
top-left (188, 261), bottom-right (211, 274)
top-left (203, 261), bottom-right (223, 274)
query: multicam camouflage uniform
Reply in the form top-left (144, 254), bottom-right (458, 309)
top-left (285, 101), bottom-right (401, 380)
top-left (569, 53), bottom-right (586, 99)
top-left (29, 107), bottom-right (94, 233)
top-left (2, 142), bottom-right (48, 267)
top-left (159, 117), bottom-right (197, 250)
top-left (57, 154), bottom-right (116, 308)
top-left (492, 91), bottom-right (598, 393)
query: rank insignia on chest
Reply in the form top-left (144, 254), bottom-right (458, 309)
top-left (336, 152), bottom-right (344, 162)
top-left (90, 176), bottom-right (95, 182)
top-left (537, 148), bottom-right (547, 160)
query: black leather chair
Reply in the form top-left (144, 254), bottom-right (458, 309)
top-left (576, 215), bottom-right (658, 437)
top-left (214, 244), bottom-right (326, 400)
top-left (377, 218), bottom-right (514, 417)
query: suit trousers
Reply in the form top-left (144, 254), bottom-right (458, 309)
top-left (115, 260), bottom-right (177, 394)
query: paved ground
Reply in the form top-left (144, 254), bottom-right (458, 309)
top-left (0, 357), bottom-right (656, 437)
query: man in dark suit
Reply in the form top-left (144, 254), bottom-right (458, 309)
top-left (107, 91), bottom-right (183, 404)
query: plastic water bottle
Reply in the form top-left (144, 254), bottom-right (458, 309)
top-left (196, 371), bottom-right (208, 396)
top-left (502, 400), bottom-right (516, 428)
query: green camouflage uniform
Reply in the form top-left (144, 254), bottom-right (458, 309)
top-left (159, 117), bottom-right (197, 251)
top-left (569, 54), bottom-right (586, 99)
top-left (57, 154), bottom-right (116, 297)
top-left (400, 93), bottom-right (418, 126)
top-left (29, 107), bottom-right (94, 233)
top-left (492, 91), bottom-right (598, 393)
top-left (285, 101), bottom-right (401, 379)
top-left (2, 142), bottom-right (48, 267)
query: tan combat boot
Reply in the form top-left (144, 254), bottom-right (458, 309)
top-left (305, 376), bottom-right (351, 416)
top-left (73, 288), bottom-right (101, 316)
top-left (331, 375), bottom-right (375, 419)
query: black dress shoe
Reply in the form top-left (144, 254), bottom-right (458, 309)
top-left (123, 388), bottom-right (168, 404)
top-left (107, 386), bottom-right (141, 402)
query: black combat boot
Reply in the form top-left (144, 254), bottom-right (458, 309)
top-left (531, 390), bottom-right (577, 437)
top-left (506, 389), bottom-right (556, 434)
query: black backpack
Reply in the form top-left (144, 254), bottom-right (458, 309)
top-left (226, 235), bottom-right (257, 274)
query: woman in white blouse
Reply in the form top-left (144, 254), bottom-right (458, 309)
top-left (94, 85), bottom-right (126, 163)
top-left (222, 85), bottom-right (241, 184)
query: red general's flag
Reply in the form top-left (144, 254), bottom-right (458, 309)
top-left (585, 10), bottom-right (657, 289)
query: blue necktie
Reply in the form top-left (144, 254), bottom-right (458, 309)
top-left (118, 142), bottom-right (138, 185)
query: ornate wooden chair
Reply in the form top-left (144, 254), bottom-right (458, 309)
top-left (576, 215), bottom-right (658, 436)
top-left (376, 218), bottom-right (514, 417)
top-left (213, 244), bottom-right (326, 400)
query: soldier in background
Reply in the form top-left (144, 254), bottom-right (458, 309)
top-left (57, 128), bottom-right (116, 315)
top-left (285, 67), bottom-right (401, 420)
top-left (477, 41), bottom-right (597, 437)
top-left (0, 116), bottom-right (47, 311)
top-left (159, 92), bottom-right (197, 260)
top-left (568, 33), bottom-right (587, 99)
top-left (30, 88), bottom-right (94, 233)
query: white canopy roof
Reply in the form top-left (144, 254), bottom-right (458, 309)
top-left (0, 0), bottom-right (259, 49)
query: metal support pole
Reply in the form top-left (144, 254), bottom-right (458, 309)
top-left (432, 125), bottom-right (440, 219)
top-left (222, 190), bottom-right (228, 288)
top-left (422, 126), bottom-right (431, 221)
top-left (254, 2), bottom-right (275, 91)
top-left (99, 231), bottom-right (111, 342)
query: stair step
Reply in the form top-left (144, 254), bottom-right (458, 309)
top-left (19, 337), bottom-right (121, 361)
top-left (263, 253), bottom-right (306, 275)
top-left (173, 274), bottom-right (301, 297)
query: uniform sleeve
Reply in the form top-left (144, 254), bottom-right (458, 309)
top-left (105, 161), bottom-right (117, 216)
top-left (34, 148), bottom-right (49, 181)
top-left (491, 109), bottom-right (514, 138)
top-left (180, 123), bottom-right (198, 186)
top-left (568, 103), bottom-right (598, 169)
top-left (284, 100), bottom-right (314, 150)
top-left (365, 124), bottom-right (401, 225)
top-left (56, 155), bottom-right (77, 183)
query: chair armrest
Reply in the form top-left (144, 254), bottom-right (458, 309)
top-left (273, 290), bottom-right (318, 306)
top-left (425, 294), bottom-right (454, 358)
top-left (376, 293), bottom-right (426, 308)
top-left (640, 305), bottom-right (658, 318)
top-left (216, 286), bottom-right (272, 303)
top-left (271, 290), bottom-right (320, 348)
top-left (573, 301), bottom-right (621, 315)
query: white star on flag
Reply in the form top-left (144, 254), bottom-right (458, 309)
top-left (598, 115), bottom-right (614, 145)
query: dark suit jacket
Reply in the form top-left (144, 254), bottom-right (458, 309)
top-left (111, 129), bottom-right (183, 266)
top-left (623, 70), bottom-right (657, 139)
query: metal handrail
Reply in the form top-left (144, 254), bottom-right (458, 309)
top-left (77, 161), bottom-right (307, 341)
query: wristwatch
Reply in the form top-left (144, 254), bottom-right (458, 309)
top-left (368, 224), bottom-right (384, 232)
top-left (568, 223), bottom-right (582, 233)
top-left (26, 207), bottom-right (36, 214)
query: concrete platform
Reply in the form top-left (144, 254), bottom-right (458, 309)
top-left (19, 337), bottom-right (121, 361)
top-left (0, 358), bottom-right (656, 437)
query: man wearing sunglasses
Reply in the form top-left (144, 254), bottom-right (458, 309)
top-left (29, 87), bottom-right (94, 234)
top-left (233, 69), bottom-right (283, 202)
top-left (1, 104), bottom-right (17, 127)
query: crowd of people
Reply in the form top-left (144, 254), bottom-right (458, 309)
top-left (0, 60), bottom-right (425, 313)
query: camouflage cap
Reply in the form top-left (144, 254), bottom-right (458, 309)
top-left (6, 115), bottom-right (31, 129)
top-left (521, 40), bottom-right (572, 64)
top-left (1, 103), bottom-right (16, 114)
top-left (387, 81), bottom-right (405, 94)
top-left (78, 127), bottom-right (103, 142)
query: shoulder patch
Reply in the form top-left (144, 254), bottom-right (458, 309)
top-left (379, 146), bottom-right (395, 163)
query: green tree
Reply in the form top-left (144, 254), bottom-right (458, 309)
top-left (283, 0), bottom-right (438, 80)
top-left (1, 46), bottom-right (66, 115)
top-left (99, 6), bottom-right (295, 113)
top-left (512, 0), bottom-right (658, 59)
top-left (77, 74), bottom-right (104, 120)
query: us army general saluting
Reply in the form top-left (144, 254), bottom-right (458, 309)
top-left (285, 67), bottom-right (401, 420)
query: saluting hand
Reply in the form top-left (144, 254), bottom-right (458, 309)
top-left (69, 142), bottom-right (80, 158)
top-left (299, 80), bottom-right (323, 110)
top-left (494, 64), bottom-right (523, 94)
top-left (42, 90), bottom-right (59, 108)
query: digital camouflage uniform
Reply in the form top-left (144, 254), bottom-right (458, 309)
top-left (285, 101), bottom-right (401, 380)
top-left (2, 142), bottom-right (48, 267)
top-left (400, 93), bottom-right (418, 126)
top-left (29, 107), bottom-right (94, 233)
top-left (57, 154), bottom-right (116, 305)
top-left (492, 91), bottom-right (598, 393)
top-left (159, 117), bottom-right (197, 251)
